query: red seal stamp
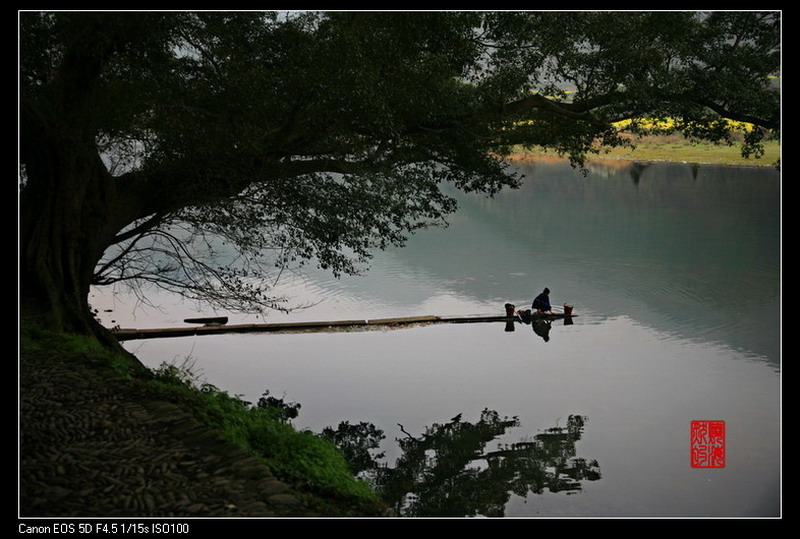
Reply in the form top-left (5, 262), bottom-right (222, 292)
top-left (690, 420), bottom-right (725, 468)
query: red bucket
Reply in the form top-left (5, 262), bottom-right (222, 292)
top-left (563, 304), bottom-right (573, 316)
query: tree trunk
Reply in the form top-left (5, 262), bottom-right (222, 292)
top-left (20, 118), bottom-right (127, 347)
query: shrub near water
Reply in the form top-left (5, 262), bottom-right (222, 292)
top-left (147, 363), bottom-right (381, 511)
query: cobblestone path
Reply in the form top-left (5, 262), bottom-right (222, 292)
top-left (19, 348), bottom-right (315, 517)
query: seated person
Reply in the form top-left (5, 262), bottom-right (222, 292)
top-left (532, 288), bottom-right (552, 314)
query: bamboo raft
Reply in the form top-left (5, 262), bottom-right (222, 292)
top-left (111, 304), bottom-right (575, 342)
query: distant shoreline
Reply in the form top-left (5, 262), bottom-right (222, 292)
top-left (505, 137), bottom-right (780, 169)
top-left (505, 151), bottom-right (779, 169)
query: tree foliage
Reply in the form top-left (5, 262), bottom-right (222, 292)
top-left (19, 11), bottom-right (780, 335)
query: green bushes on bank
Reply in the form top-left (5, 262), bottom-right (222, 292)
top-left (146, 362), bottom-right (380, 507)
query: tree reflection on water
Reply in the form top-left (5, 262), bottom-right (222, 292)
top-left (325, 411), bottom-right (600, 517)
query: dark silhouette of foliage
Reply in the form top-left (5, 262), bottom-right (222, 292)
top-left (365, 411), bottom-right (599, 517)
top-left (320, 421), bottom-right (387, 475)
top-left (256, 390), bottom-right (301, 423)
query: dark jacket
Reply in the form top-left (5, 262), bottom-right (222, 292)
top-left (532, 292), bottom-right (551, 311)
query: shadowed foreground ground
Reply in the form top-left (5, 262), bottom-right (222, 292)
top-left (19, 346), bottom-right (321, 518)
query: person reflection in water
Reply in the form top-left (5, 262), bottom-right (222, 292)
top-left (532, 319), bottom-right (551, 342)
top-left (532, 287), bottom-right (552, 314)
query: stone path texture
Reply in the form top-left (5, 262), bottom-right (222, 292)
top-left (19, 347), bottom-right (316, 518)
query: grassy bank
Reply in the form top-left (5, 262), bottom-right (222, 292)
top-left (510, 133), bottom-right (780, 167)
top-left (142, 360), bottom-right (385, 515)
top-left (20, 322), bottom-right (386, 516)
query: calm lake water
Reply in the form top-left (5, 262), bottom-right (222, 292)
top-left (94, 157), bottom-right (781, 518)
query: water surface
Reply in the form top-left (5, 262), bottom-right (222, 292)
top-left (95, 158), bottom-right (781, 517)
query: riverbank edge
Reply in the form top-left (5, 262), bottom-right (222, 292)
top-left (19, 320), bottom-right (387, 518)
top-left (503, 152), bottom-right (780, 169)
top-left (505, 137), bottom-right (780, 169)
top-left (506, 151), bottom-right (780, 169)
